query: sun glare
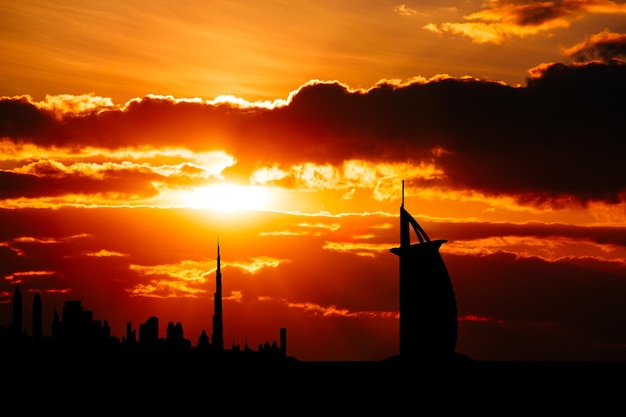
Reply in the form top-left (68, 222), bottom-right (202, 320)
top-left (180, 184), bottom-right (273, 212)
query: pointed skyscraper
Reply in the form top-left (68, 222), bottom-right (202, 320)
top-left (212, 237), bottom-right (224, 351)
top-left (390, 181), bottom-right (458, 363)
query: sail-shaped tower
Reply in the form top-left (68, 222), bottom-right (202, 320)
top-left (390, 181), bottom-right (458, 363)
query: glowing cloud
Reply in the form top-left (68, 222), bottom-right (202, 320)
top-left (128, 260), bottom-right (212, 298)
top-left (287, 300), bottom-right (397, 319)
top-left (426, 0), bottom-right (626, 44)
top-left (322, 241), bottom-right (392, 258)
top-left (227, 257), bottom-right (283, 275)
top-left (562, 30), bottom-right (626, 63)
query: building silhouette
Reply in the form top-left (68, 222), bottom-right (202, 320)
top-left (0, 241), bottom-right (290, 366)
top-left (32, 291), bottom-right (42, 341)
top-left (9, 284), bottom-right (22, 338)
top-left (390, 181), bottom-right (458, 363)
top-left (211, 238), bottom-right (224, 351)
top-left (138, 316), bottom-right (159, 345)
top-left (1, 190), bottom-right (464, 367)
top-left (51, 299), bottom-right (115, 348)
top-left (165, 320), bottom-right (192, 349)
top-left (125, 321), bottom-right (136, 343)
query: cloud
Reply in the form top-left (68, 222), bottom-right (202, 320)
top-left (36, 94), bottom-right (115, 118)
top-left (286, 299), bottom-right (397, 319)
top-left (0, 200), bottom-right (624, 360)
top-left (393, 4), bottom-right (417, 17)
top-left (0, 167), bottom-right (162, 201)
top-left (1, 60), bottom-right (625, 210)
top-left (449, 250), bottom-right (626, 346)
top-left (128, 260), bottom-right (209, 299)
top-left (426, 0), bottom-right (626, 44)
top-left (562, 30), bottom-right (626, 62)
top-left (322, 241), bottom-right (390, 258)
top-left (227, 256), bottom-right (283, 274)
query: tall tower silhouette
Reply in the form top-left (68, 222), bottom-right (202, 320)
top-left (10, 284), bottom-right (22, 338)
top-left (33, 291), bottom-right (43, 340)
top-left (390, 181), bottom-right (458, 362)
top-left (212, 238), bottom-right (224, 351)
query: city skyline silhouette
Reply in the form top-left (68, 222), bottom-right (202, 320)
top-left (2, 4), bottom-right (626, 409)
top-left (1, 185), bottom-right (465, 368)
top-left (2, 62), bottom-right (625, 363)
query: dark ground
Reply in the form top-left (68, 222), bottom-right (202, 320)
top-left (4, 357), bottom-right (624, 412)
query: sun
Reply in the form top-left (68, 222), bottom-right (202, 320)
top-left (179, 184), bottom-right (274, 212)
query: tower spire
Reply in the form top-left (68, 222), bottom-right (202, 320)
top-left (212, 236), bottom-right (224, 351)
top-left (399, 180), bottom-right (431, 246)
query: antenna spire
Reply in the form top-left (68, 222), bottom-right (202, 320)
top-left (212, 234), bottom-right (224, 351)
top-left (401, 180), bottom-right (405, 208)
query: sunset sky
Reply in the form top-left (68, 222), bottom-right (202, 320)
top-left (1, 1), bottom-right (626, 362)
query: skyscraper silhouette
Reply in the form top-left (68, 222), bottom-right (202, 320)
top-left (33, 291), bottom-right (43, 341)
top-left (139, 316), bottom-right (159, 344)
top-left (390, 181), bottom-right (458, 363)
top-left (10, 285), bottom-right (22, 338)
top-left (212, 238), bottom-right (224, 351)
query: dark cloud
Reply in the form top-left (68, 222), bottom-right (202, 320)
top-left (1, 60), bottom-right (625, 206)
top-left (429, 0), bottom-right (623, 43)
top-left (0, 96), bottom-right (55, 140)
top-left (449, 251), bottom-right (626, 348)
top-left (511, 1), bottom-right (573, 26)
top-left (565, 31), bottom-right (626, 63)
top-left (431, 220), bottom-right (626, 248)
top-left (0, 170), bottom-right (161, 200)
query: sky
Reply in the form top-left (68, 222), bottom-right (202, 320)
top-left (0, 0), bottom-right (625, 362)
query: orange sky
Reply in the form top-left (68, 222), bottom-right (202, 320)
top-left (1, 1), bottom-right (626, 361)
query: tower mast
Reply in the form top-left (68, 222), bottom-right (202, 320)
top-left (212, 236), bottom-right (224, 351)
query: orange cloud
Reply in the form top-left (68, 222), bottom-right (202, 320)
top-left (128, 260), bottom-right (210, 299)
top-left (226, 257), bottom-right (283, 274)
top-left (322, 241), bottom-right (391, 258)
top-left (36, 94), bottom-right (115, 118)
top-left (426, 0), bottom-right (626, 44)
top-left (393, 4), bottom-right (417, 17)
top-left (4, 270), bottom-right (58, 282)
top-left (85, 250), bottom-right (127, 257)
top-left (286, 299), bottom-right (397, 319)
top-left (446, 235), bottom-right (626, 265)
top-left (1, 63), bottom-right (625, 210)
top-left (562, 30), bottom-right (626, 62)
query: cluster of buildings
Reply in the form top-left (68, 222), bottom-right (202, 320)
top-left (0, 243), bottom-right (289, 364)
top-left (1, 182), bottom-right (462, 366)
